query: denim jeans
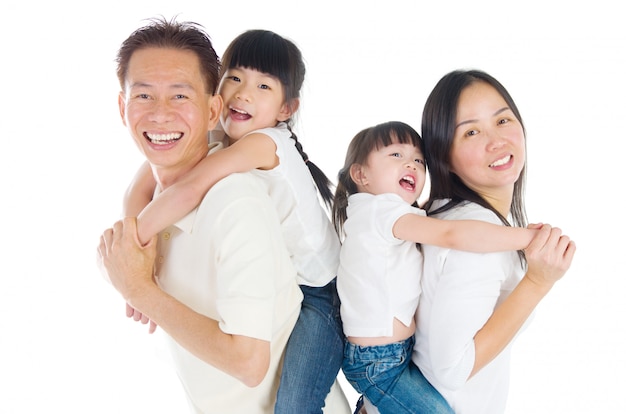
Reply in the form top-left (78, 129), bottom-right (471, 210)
top-left (275, 278), bottom-right (345, 414)
top-left (343, 336), bottom-right (453, 414)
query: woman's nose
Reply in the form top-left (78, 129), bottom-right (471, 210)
top-left (486, 128), bottom-right (507, 150)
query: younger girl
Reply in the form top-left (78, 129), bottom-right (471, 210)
top-left (124, 30), bottom-right (344, 414)
top-left (332, 121), bottom-right (543, 414)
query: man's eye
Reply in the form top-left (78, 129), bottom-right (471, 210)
top-left (174, 94), bottom-right (187, 99)
top-left (138, 93), bottom-right (150, 99)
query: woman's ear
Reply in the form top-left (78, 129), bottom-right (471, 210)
top-left (349, 163), bottom-right (368, 186)
top-left (277, 98), bottom-right (299, 122)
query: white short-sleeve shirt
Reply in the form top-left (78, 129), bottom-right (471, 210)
top-left (155, 172), bottom-right (303, 413)
top-left (413, 200), bottom-right (529, 414)
top-left (337, 192), bottom-right (424, 337)
top-left (212, 122), bottom-right (340, 287)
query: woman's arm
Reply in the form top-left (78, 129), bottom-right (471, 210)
top-left (470, 224), bottom-right (575, 377)
top-left (135, 132), bottom-right (278, 245)
top-left (393, 213), bottom-right (538, 252)
top-left (420, 224), bottom-right (574, 389)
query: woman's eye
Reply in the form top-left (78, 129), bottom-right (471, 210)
top-left (498, 118), bottom-right (509, 125)
top-left (390, 152), bottom-right (401, 158)
top-left (259, 84), bottom-right (270, 90)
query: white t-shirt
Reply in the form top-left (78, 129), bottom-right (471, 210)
top-left (337, 192), bottom-right (425, 337)
top-left (155, 172), bottom-right (303, 413)
top-left (214, 122), bottom-right (340, 287)
top-left (413, 200), bottom-right (530, 414)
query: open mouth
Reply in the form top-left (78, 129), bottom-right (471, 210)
top-left (145, 132), bottom-right (182, 145)
top-left (400, 175), bottom-right (416, 191)
top-left (489, 155), bottom-right (512, 167)
top-left (229, 107), bottom-right (252, 121)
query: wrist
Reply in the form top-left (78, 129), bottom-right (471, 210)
top-left (125, 280), bottom-right (161, 312)
top-left (520, 273), bottom-right (554, 298)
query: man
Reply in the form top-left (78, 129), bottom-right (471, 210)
top-left (97, 18), bottom-right (303, 413)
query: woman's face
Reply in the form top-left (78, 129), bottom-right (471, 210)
top-left (450, 81), bottom-right (525, 211)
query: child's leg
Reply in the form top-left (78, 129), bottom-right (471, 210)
top-left (342, 337), bottom-right (453, 414)
top-left (275, 279), bottom-right (345, 414)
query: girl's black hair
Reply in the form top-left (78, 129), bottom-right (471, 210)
top-left (221, 29), bottom-right (334, 208)
top-left (332, 121), bottom-right (423, 237)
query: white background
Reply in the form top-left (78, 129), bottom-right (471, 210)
top-left (2, 1), bottom-right (624, 413)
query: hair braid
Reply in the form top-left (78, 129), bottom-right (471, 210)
top-left (287, 126), bottom-right (334, 209)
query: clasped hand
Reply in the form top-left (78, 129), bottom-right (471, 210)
top-left (97, 217), bottom-right (158, 333)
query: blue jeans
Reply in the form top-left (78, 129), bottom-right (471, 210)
top-left (343, 336), bottom-right (453, 414)
top-left (275, 278), bottom-right (345, 414)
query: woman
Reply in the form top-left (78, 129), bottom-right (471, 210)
top-left (410, 70), bottom-right (576, 413)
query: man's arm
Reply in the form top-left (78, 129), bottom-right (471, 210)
top-left (98, 217), bottom-right (270, 387)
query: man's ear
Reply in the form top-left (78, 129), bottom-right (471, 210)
top-left (349, 163), bottom-right (368, 186)
top-left (277, 98), bottom-right (299, 122)
top-left (207, 94), bottom-right (223, 130)
top-left (118, 91), bottom-right (128, 127)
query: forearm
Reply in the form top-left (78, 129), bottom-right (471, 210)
top-left (471, 275), bottom-right (552, 377)
top-left (395, 215), bottom-right (535, 252)
top-left (128, 283), bottom-right (270, 386)
top-left (448, 221), bottom-right (535, 252)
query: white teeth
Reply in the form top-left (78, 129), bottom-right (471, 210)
top-left (490, 155), bottom-right (511, 167)
top-left (146, 132), bottom-right (182, 144)
top-left (402, 176), bottom-right (415, 185)
top-left (230, 107), bottom-right (248, 115)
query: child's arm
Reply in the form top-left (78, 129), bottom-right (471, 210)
top-left (123, 161), bottom-right (156, 217)
top-left (393, 214), bottom-right (539, 252)
top-left (135, 132), bottom-right (278, 245)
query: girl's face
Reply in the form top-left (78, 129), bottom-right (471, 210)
top-left (218, 66), bottom-right (294, 141)
top-left (450, 81), bottom-right (525, 212)
top-left (352, 140), bottom-right (426, 205)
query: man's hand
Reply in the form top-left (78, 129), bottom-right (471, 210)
top-left (97, 217), bottom-right (158, 308)
top-left (127, 302), bottom-right (158, 334)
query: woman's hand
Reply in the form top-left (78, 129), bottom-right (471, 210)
top-left (524, 223), bottom-right (576, 289)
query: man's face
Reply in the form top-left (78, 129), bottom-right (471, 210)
top-left (118, 47), bottom-right (221, 180)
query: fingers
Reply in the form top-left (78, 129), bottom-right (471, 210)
top-left (127, 303), bottom-right (157, 333)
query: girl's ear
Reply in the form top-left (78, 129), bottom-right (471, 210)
top-left (277, 98), bottom-right (299, 122)
top-left (349, 163), bottom-right (368, 186)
